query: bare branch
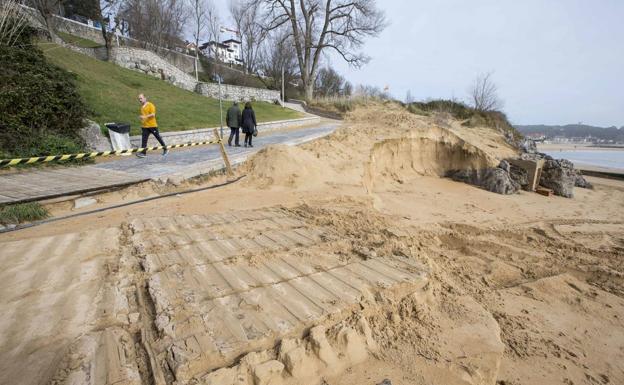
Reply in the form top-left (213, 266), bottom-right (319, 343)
top-left (0, 0), bottom-right (29, 47)
top-left (251, 0), bottom-right (386, 99)
top-left (470, 72), bottom-right (504, 112)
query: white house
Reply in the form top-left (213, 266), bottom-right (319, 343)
top-left (200, 39), bottom-right (243, 65)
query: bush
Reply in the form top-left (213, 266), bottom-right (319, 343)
top-left (0, 202), bottom-right (49, 225)
top-left (0, 25), bottom-right (89, 159)
top-left (406, 99), bottom-right (523, 143)
top-left (408, 99), bottom-right (473, 120)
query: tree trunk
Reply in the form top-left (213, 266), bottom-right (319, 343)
top-left (304, 81), bottom-right (314, 101)
top-left (100, 24), bottom-right (112, 61)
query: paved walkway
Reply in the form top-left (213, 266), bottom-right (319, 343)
top-left (0, 121), bottom-right (340, 204)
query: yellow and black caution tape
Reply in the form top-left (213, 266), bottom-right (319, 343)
top-left (0, 139), bottom-right (222, 167)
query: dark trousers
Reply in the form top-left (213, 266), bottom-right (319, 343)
top-left (228, 127), bottom-right (240, 145)
top-left (244, 132), bottom-right (253, 145)
top-left (141, 127), bottom-right (166, 154)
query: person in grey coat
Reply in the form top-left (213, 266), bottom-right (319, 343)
top-left (241, 102), bottom-right (257, 147)
top-left (226, 101), bottom-right (242, 146)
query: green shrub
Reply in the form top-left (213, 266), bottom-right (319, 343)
top-left (0, 202), bottom-right (49, 225)
top-left (0, 26), bottom-right (89, 160)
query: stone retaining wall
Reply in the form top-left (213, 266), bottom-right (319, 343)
top-left (196, 83), bottom-right (281, 103)
top-left (130, 116), bottom-right (320, 147)
top-left (56, 16), bottom-right (105, 44)
top-left (111, 47), bottom-right (198, 91)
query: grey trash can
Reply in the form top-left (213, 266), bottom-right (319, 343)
top-left (105, 123), bottom-right (132, 152)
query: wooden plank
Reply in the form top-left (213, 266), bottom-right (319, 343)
top-left (536, 187), bottom-right (553, 197)
top-left (213, 129), bottom-right (233, 176)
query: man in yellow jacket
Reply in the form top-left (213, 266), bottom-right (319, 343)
top-left (137, 93), bottom-right (168, 157)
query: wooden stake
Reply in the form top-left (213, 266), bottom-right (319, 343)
top-left (214, 129), bottom-right (233, 176)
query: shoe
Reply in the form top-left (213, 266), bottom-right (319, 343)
top-left (162, 149), bottom-right (169, 157)
top-left (244, 144), bottom-right (248, 148)
top-left (227, 142), bottom-right (232, 146)
top-left (235, 144), bottom-right (241, 147)
top-left (136, 152), bottom-right (146, 158)
top-left (249, 144), bottom-right (253, 147)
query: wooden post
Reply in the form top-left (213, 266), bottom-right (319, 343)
top-left (214, 129), bottom-right (233, 176)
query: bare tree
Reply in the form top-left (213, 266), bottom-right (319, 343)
top-left (343, 81), bottom-right (352, 97)
top-left (230, 0), bottom-right (267, 73)
top-left (258, 27), bottom-right (298, 94)
top-left (354, 84), bottom-right (389, 100)
top-left (0, 0), bottom-right (29, 47)
top-left (188, 0), bottom-right (216, 80)
top-left (96, 0), bottom-right (124, 60)
top-left (30, 0), bottom-right (60, 41)
top-left (121, 0), bottom-right (188, 50)
top-left (315, 66), bottom-right (346, 97)
top-left (251, 0), bottom-right (386, 100)
top-left (405, 90), bottom-right (414, 104)
top-left (470, 72), bottom-right (503, 112)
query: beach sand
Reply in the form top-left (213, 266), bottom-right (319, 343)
top-left (1, 105), bottom-right (623, 385)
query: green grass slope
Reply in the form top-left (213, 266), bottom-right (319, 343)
top-left (42, 44), bottom-right (302, 136)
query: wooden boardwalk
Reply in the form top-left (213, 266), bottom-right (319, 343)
top-left (0, 166), bottom-right (145, 204)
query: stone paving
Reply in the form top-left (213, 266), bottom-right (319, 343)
top-left (0, 122), bottom-right (339, 204)
top-left (95, 122), bottom-right (339, 180)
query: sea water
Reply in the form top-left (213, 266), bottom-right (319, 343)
top-left (544, 150), bottom-right (624, 171)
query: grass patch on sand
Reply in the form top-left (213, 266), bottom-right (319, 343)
top-left (406, 99), bottom-right (523, 141)
top-left (42, 44), bottom-right (302, 136)
top-left (0, 202), bottom-right (49, 225)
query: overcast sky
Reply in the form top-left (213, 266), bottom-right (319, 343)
top-left (214, 1), bottom-right (623, 126)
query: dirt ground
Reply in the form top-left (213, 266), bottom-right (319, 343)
top-left (1, 104), bottom-right (623, 385)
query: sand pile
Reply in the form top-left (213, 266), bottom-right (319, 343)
top-left (244, 104), bottom-right (515, 193)
top-left (242, 144), bottom-right (336, 189)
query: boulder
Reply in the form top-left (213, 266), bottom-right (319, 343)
top-left (481, 168), bottom-right (521, 194)
top-left (519, 138), bottom-right (538, 154)
top-left (449, 166), bottom-right (520, 195)
top-left (540, 159), bottom-right (576, 198)
top-left (520, 152), bottom-right (551, 162)
top-left (80, 119), bottom-right (111, 152)
top-left (498, 159), bottom-right (511, 172)
top-left (509, 163), bottom-right (529, 189)
top-left (574, 170), bottom-right (594, 189)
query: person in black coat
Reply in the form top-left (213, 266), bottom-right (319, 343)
top-left (241, 102), bottom-right (257, 147)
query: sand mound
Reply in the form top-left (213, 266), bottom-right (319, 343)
top-left (243, 144), bottom-right (334, 189)
top-left (243, 105), bottom-right (513, 194)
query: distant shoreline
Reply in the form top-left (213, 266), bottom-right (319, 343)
top-left (536, 143), bottom-right (624, 174)
top-left (537, 143), bottom-right (624, 152)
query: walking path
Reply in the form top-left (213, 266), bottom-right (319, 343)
top-left (0, 121), bottom-right (340, 204)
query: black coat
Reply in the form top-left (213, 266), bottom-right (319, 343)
top-left (241, 108), bottom-right (257, 134)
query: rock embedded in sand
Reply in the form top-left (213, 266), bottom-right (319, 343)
top-left (449, 166), bottom-right (521, 195)
top-left (509, 162), bottom-right (529, 189)
top-left (540, 159), bottom-right (576, 198)
top-left (574, 170), bottom-right (594, 189)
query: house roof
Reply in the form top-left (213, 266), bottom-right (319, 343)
top-left (223, 39), bottom-right (241, 44)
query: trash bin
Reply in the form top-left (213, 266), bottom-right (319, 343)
top-left (105, 123), bottom-right (132, 152)
top-left (105, 123), bottom-right (131, 134)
